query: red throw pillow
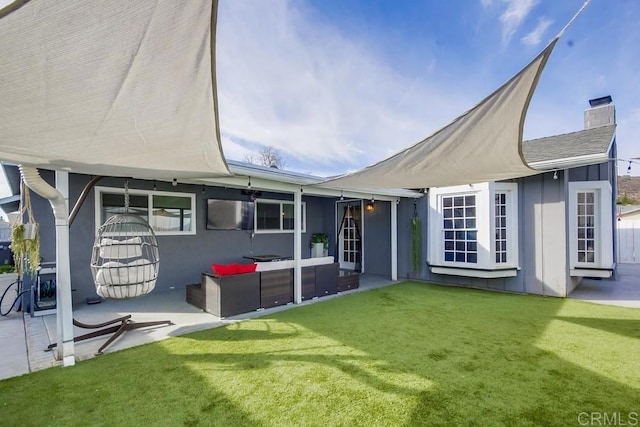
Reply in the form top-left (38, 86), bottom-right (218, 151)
top-left (212, 263), bottom-right (237, 276)
top-left (235, 263), bottom-right (257, 274)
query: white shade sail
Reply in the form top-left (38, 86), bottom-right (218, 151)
top-left (0, 0), bottom-right (230, 180)
top-left (321, 39), bottom-right (558, 190)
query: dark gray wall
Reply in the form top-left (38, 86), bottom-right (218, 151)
top-left (397, 197), bottom-right (428, 279)
top-left (33, 173), bottom-right (339, 304)
top-left (362, 201), bottom-right (392, 276)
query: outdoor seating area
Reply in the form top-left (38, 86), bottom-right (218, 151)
top-left (186, 257), bottom-right (359, 318)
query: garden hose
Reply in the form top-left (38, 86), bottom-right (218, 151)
top-left (0, 280), bottom-right (29, 316)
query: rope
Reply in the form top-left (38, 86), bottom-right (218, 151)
top-left (555, 0), bottom-right (591, 39)
top-left (124, 179), bottom-right (130, 213)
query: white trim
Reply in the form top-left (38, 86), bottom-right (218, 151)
top-left (293, 190), bottom-right (303, 304)
top-left (430, 266), bottom-right (518, 278)
top-left (336, 200), bottom-right (364, 272)
top-left (253, 198), bottom-right (307, 234)
top-left (489, 182), bottom-right (519, 269)
top-left (428, 183), bottom-right (487, 267)
top-left (391, 199), bottom-right (398, 281)
top-left (55, 171), bottom-right (75, 366)
top-left (528, 153), bottom-right (610, 170)
top-left (569, 268), bottom-right (612, 278)
top-left (95, 186), bottom-right (196, 236)
top-left (196, 173), bottom-right (422, 200)
top-left (568, 181), bottom-right (614, 270)
top-left (428, 182), bottom-right (519, 277)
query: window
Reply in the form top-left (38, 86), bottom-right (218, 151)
top-left (568, 181), bottom-right (613, 275)
top-left (255, 199), bottom-right (306, 233)
top-left (96, 187), bottom-right (196, 235)
top-left (428, 182), bottom-right (518, 277)
top-left (442, 195), bottom-right (478, 263)
top-left (576, 191), bottom-right (596, 263)
top-left (494, 192), bottom-right (508, 264)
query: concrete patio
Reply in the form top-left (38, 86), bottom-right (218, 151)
top-left (1, 273), bottom-right (396, 380)
top-left (568, 263), bottom-right (640, 308)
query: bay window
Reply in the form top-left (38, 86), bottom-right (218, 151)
top-left (428, 182), bottom-right (518, 278)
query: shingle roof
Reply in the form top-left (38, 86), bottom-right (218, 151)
top-left (522, 124), bottom-right (615, 165)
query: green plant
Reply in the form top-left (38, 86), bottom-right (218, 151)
top-left (617, 194), bottom-right (639, 205)
top-left (310, 232), bottom-right (329, 249)
top-left (11, 182), bottom-right (40, 278)
top-left (410, 211), bottom-right (422, 273)
top-left (0, 264), bottom-right (15, 274)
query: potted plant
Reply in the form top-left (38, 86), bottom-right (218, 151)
top-left (310, 232), bottom-right (329, 258)
top-left (10, 183), bottom-right (40, 277)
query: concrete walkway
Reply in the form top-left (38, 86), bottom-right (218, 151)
top-left (569, 263), bottom-right (640, 308)
top-left (0, 274), bottom-right (29, 380)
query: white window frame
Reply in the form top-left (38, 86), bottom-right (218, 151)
top-left (490, 182), bottom-right (519, 269)
top-left (95, 186), bottom-right (196, 236)
top-left (568, 181), bottom-right (613, 275)
top-left (254, 199), bottom-right (306, 234)
top-left (428, 182), bottom-right (518, 277)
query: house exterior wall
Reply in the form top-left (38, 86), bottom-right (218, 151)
top-left (524, 172), bottom-right (568, 297)
top-left (397, 197), bottom-right (429, 279)
top-left (397, 172), bottom-right (572, 297)
top-left (568, 155), bottom-right (618, 272)
top-left (362, 201), bottom-right (392, 276)
top-left (33, 172), bottom-right (340, 304)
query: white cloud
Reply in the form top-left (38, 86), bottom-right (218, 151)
top-left (499, 0), bottom-right (538, 44)
top-left (216, 0), bottom-right (472, 176)
top-left (480, 0), bottom-right (493, 8)
top-left (520, 17), bottom-right (553, 46)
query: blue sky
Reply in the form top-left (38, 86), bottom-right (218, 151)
top-left (216, 0), bottom-right (639, 177)
top-left (1, 0), bottom-right (638, 206)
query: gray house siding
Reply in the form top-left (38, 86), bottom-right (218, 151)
top-left (397, 172), bottom-right (572, 297)
top-left (396, 197), bottom-right (428, 279)
top-left (32, 172), bottom-right (340, 304)
top-left (362, 201), bottom-right (392, 276)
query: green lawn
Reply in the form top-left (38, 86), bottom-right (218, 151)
top-left (1, 282), bottom-right (639, 426)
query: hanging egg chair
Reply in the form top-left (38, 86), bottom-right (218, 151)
top-left (90, 213), bottom-right (160, 299)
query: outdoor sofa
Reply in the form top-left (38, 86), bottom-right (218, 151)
top-left (186, 257), bottom-right (342, 318)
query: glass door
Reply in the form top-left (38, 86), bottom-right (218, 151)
top-left (337, 202), bottom-right (362, 271)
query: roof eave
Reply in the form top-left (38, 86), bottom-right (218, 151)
top-left (528, 152), bottom-right (612, 171)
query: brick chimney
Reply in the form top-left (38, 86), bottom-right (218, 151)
top-left (584, 95), bottom-right (615, 129)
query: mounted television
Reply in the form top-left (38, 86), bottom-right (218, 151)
top-left (206, 199), bottom-right (254, 230)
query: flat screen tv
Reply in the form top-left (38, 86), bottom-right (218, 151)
top-left (206, 199), bottom-right (254, 230)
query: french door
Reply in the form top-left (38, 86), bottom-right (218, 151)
top-left (337, 201), bottom-right (362, 271)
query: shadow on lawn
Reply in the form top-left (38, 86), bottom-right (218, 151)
top-left (272, 282), bottom-right (640, 426)
top-left (555, 316), bottom-right (640, 340)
